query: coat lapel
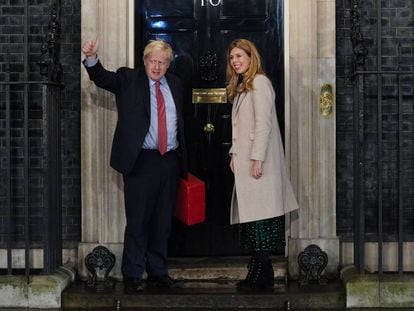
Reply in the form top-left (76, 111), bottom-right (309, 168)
top-left (137, 71), bottom-right (150, 117)
top-left (165, 75), bottom-right (179, 112)
top-left (233, 92), bottom-right (247, 117)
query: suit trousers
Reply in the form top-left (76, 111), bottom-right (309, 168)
top-left (121, 149), bottom-right (179, 280)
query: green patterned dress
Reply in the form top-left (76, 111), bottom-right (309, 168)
top-left (239, 216), bottom-right (285, 253)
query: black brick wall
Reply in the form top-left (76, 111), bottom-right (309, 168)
top-left (336, 0), bottom-right (414, 241)
top-left (0, 0), bottom-right (81, 246)
top-left (59, 0), bottom-right (81, 244)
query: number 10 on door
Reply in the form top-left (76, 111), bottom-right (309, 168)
top-left (201, 0), bottom-right (221, 7)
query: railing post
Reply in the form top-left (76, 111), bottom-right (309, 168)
top-left (397, 44), bottom-right (404, 274)
top-left (40, 0), bottom-right (64, 274)
top-left (376, 0), bottom-right (383, 275)
top-left (42, 83), bottom-right (63, 274)
top-left (350, 0), bottom-right (368, 273)
top-left (5, 52), bottom-right (12, 276)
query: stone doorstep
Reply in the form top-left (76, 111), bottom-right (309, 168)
top-left (63, 256), bottom-right (346, 309)
top-left (0, 265), bottom-right (75, 309)
top-left (62, 280), bottom-right (345, 310)
top-left (167, 256), bottom-right (287, 281)
top-left (76, 256), bottom-right (288, 283)
top-left (341, 265), bottom-right (414, 309)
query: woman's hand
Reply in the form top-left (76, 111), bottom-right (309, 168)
top-left (82, 37), bottom-right (99, 59)
top-left (252, 160), bottom-right (263, 179)
top-left (230, 157), bottom-right (234, 173)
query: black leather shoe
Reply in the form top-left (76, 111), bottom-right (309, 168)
top-left (147, 275), bottom-right (178, 288)
top-left (124, 278), bottom-right (144, 294)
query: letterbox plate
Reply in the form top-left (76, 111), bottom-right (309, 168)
top-left (192, 88), bottom-right (227, 104)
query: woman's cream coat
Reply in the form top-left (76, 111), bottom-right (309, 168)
top-left (229, 74), bottom-right (299, 224)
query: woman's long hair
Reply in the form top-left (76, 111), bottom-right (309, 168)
top-left (226, 39), bottom-right (265, 103)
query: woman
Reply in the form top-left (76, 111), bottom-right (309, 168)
top-left (227, 39), bottom-right (299, 290)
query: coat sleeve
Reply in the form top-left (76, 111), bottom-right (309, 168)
top-left (250, 75), bottom-right (275, 161)
top-left (83, 59), bottom-right (128, 94)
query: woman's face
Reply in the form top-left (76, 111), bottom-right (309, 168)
top-left (229, 47), bottom-right (251, 75)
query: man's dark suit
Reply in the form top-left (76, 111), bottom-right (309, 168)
top-left (84, 60), bottom-right (187, 280)
top-left (84, 60), bottom-right (187, 175)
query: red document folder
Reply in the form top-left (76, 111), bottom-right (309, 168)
top-left (175, 173), bottom-right (206, 225)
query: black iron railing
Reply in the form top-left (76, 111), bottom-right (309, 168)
top-left (351, 0), bottom-right (414, 274)
top-left (0, 0), bottom-right (63, 277)
top-left (1, 80), bottom-right (63, 276)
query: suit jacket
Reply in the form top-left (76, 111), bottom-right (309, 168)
top-left (84, 60), bottom-right (188, 176)
top-left (229, 74), bottom-right (298, 224)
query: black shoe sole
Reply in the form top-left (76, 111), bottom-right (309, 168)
top-left (124, 288), bottom-right (144, 294)
top-left (236, 282), bottom-right (275, 291)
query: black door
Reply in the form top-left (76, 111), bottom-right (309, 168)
top-left (135, 0), bottom-right (284, 256)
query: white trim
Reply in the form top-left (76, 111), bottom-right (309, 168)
top-left (127, 0), bottom-right (135, 67)
top-left (283, 0), bottom-right (290, 169)
top-left (283, 0), bottom-right (293, 256)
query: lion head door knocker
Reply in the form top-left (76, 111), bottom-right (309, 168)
top-left (85, 245), bottom-right (116, 292)
top-left (199, 50), bottom-right (218, 82)
top-left (298, 244), bottom-right (328, 286)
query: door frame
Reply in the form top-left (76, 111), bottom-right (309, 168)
top-left (80, 0), bottom-right (320, 279)
top-left (129, 0), bottom-right (293, 252)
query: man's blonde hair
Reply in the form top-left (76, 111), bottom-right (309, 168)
top-left (143, 39), bottom-right (174, 64)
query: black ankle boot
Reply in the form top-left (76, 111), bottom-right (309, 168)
top-left (238, 259), bottom-right (274, 290)
top-left (236, 256), bottom-right (256, 289)
top-left (252, 259), bottom-right (274, 289)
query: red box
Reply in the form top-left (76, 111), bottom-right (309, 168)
top-left (175, 174), bottom-right (206, 225)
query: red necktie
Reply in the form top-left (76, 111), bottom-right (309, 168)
top-left (156, 81), bottom-right (167, 155)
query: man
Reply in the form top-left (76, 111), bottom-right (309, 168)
top-left (82, 38), bottom-right (187, 293)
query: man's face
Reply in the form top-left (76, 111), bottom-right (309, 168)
top-left (144, 50), bottom-right (170, 81)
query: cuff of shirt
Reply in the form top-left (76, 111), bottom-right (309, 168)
top-left (85, 57), bottom-right (99, 67)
